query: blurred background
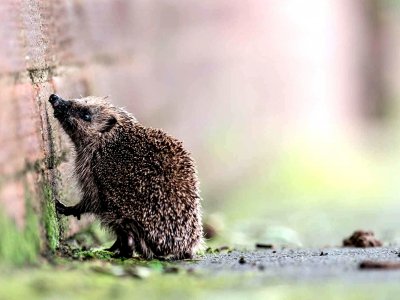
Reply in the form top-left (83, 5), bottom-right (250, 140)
top-left (2, 0), bottom-right (400, 251)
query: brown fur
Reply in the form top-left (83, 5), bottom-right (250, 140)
top-left (49, 95), bottom-right (204, 259)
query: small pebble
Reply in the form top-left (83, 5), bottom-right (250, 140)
top-left (359, 260), bottom-right (400, 270)
top-left (164, 266), bottom-right (180, 274)
top-left (255, 243), bottom-right (274, 249)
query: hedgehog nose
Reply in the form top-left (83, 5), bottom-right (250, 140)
top-left (49, 94), bottom-right (61, 107)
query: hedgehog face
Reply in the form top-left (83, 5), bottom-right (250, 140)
top-left (49, 94), bottom-right (117, 146)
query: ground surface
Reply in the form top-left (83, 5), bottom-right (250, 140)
top-left (182, 247), bottom-right (400, 282)
top-left (2, 247), bottom-right (400, 300)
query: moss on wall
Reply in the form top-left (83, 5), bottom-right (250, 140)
top-left (42, 184), bottom-right (60, 253)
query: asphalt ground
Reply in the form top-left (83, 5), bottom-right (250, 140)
top-left (180, 247), bottom-right (400, 282)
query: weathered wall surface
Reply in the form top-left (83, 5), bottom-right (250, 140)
top-left (0, 0), bottom-right (140, 262)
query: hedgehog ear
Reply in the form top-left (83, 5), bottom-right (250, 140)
top-left (100, 116), bottom-right (117, 133)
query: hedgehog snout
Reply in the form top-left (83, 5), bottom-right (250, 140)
top-left (49, 94), bottom-right (61, 107)
top-left (49, 94), bottom-right (72, 119)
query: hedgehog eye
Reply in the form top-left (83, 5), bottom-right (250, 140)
top-left (81, 113), bottom-right (92, 122)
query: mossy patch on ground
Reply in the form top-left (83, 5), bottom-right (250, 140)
top-left (72, 249), bottom-right (115, 261)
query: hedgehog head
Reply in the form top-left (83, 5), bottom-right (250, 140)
top-left (48, 94), bottom-right (128, 147)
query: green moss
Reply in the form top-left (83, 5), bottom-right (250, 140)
top-left (0, 184), bottom-right (40, 265)
top-left (72, 249), bottom-right (114, 261)
top-left (64, 247), bottom-right (185, 274)
top-left (42, 184), bottom-right (60, 253)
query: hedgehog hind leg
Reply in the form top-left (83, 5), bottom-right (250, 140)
top-left (108, 232), bottom-right (135, 258)
top-left (115, 236), bottom-right (134, 258)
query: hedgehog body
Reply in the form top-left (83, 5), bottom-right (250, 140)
top-left (49, 94), bottom-right (203, 259)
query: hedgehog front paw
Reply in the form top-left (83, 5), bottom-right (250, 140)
top-left (55, 200), bottom-right (67, 215)
top-left (55, 201), bottom-right (81, 220)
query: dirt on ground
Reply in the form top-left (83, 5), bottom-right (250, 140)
top-left (343, 230), bottom-right (383, 248)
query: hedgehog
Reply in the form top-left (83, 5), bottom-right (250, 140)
top-left (48, 94), bottom-right (204, 259)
